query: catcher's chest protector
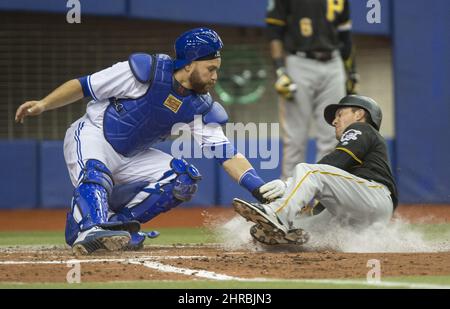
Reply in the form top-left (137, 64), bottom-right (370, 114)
top-left (103, 53), bottom-right (213, 157)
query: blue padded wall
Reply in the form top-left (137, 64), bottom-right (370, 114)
top-left (39, 141), bottom-right (73, 208)
top-left (393, 0), bottom-right (450, 203)
top-left (0, 140), bottom-right (38, 209)
top-left (129, 0), bottom-right (266, 27)
top-left (0, 0), bottom-right (127, 16)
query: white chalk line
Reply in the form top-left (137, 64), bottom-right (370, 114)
top-left (0, 256), bottom-right (207, 265)
top-left (133, 260), bottom-right (450, 289)
top-left (128, 260), bottom-right (240, 281)
top-left (1, 257), bottom-right (450, 289)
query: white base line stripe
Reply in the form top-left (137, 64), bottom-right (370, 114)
top-left (133, 260), bottom-right (450, 289)
top-left (0, 256), bottom-right (207, 265)
top-left (129, 260), bottom-right (241, 281)
top-left (1, 257), bottom-right (450, 289)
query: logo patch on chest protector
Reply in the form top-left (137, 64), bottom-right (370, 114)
top-left (163, 94), bottom-right (183, 113)
top-left (340, 129), bottom-right (362, 145)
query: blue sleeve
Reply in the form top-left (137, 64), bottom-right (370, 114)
top-left (77, 76), bottom-right (92, 98)
top-left (239, 168), bottom-right (265, 193)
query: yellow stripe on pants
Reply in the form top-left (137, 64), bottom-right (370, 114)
top-left (275, 170), bottom-right (384, 213)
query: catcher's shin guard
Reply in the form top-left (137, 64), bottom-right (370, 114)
top-left (65, 159), bottom-right (115, 246)
top-left (109, 158), bottom-right (201, 224)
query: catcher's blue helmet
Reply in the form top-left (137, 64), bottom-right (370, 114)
top-left (173, 28), bottom-right (223, 70)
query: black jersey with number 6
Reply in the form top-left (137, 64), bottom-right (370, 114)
top-left (266, 0), bottom-right (352, 53)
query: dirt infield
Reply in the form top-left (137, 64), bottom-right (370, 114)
top-left (1, 204), bottom-right (450, 231)
top-left (1, 245), bottom-right (450, 283)
top-left (1, 206), bottom-right (450, 284)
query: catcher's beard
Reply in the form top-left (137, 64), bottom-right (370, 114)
top-left (189, 69), bottom-right (213, 94)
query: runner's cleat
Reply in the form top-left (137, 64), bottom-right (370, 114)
top-left (233, 198), bottom-right (287, 233)
top-left (250, 223), bottom-right (309, 245)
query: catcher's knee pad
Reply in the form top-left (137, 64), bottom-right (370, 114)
top-left (109, 158), bottom-right (201, 224)
top-left (170, 158), bottom-right (202, 201)
top-left (65, 159), bottom-right (114, 246)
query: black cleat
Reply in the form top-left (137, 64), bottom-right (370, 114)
top-left (250, 223), bottom-right (309, 245)
top-left (233, 198), bottom-right (309, 246)
top-left (233, 197), bottom-right (287, 234)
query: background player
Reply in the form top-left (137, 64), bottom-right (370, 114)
top-left (233, 95), bottom-right (397, 245)
top-left (15, 28), bottom-right (282, 254)
top-left (266, 0), bottom-right (359, 178)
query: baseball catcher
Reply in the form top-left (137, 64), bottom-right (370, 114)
top-left (15, 28), bottom-right (282, 254)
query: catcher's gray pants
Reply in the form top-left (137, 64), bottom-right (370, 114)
top-left (280, 52), bottom-right (346, 178)
top-left (269, 163), bottom-right (393, 231)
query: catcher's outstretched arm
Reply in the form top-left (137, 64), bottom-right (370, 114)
top-left (222, 153), bottom-right (268, 203)
top-left (222, 153), bottom-right (254, 182)
top-left (15, 79), bottom-right (83, 123)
